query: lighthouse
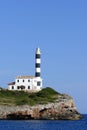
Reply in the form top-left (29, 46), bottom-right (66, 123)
top-left (35, 48), bottom-right (42, 89)
top-left (35, 48), bottom-right (41, 77)
top-left (8, 47), bottom-right (42, 92)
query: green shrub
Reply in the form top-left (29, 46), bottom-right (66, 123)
top-left (0, 87), bottom-right (61, 106)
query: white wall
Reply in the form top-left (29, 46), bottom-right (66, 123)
top-left (8, 77), bottom-right (42, 92)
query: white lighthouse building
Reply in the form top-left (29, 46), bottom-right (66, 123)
top-left (8, 48), bottom-right (42, 92)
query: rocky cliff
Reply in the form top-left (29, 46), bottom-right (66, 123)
top-left (0, 92), bottom-right (82, 120)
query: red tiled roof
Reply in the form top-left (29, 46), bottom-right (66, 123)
top-left (8, 82), bottom-right (15, 85)
top-left (16, 76), bottom-right (35, 79)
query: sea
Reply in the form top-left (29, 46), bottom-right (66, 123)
top-left (0, 114), bottom-right (87, 130)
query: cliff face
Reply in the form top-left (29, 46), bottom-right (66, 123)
top-left (0, 94), bottom-right (82, 120)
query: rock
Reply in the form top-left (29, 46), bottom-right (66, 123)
top-left (0, 94), bottom-right (82, 120)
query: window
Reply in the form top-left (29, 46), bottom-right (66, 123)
top-left (23, 80), bottom-right (25, 82)
top-left (37, 81), bottom-right (41, 86)
top-left (28, 80), bottom-right (30, 82)
top-left (12, 86), bottom-right (14, 89)
top-left (17, 80), bottom-right (19, 82)
top-left (28, 86), bottom-right (30, 89)
top-left (21, 86), bottom-right (25, 90)
top-left (17, 86), bottom-right (20, 89)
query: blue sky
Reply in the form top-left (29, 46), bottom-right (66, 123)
top-left (0, 0), bottom-right (87, 113)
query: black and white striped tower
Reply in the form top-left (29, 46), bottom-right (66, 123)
top-left (35, 48), bottom-right (41, 77)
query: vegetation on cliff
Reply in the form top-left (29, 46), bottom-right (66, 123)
top-left (0, 87), bottom-right (61, 106)
top-left (0, 87), bottom-right (82, 120)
